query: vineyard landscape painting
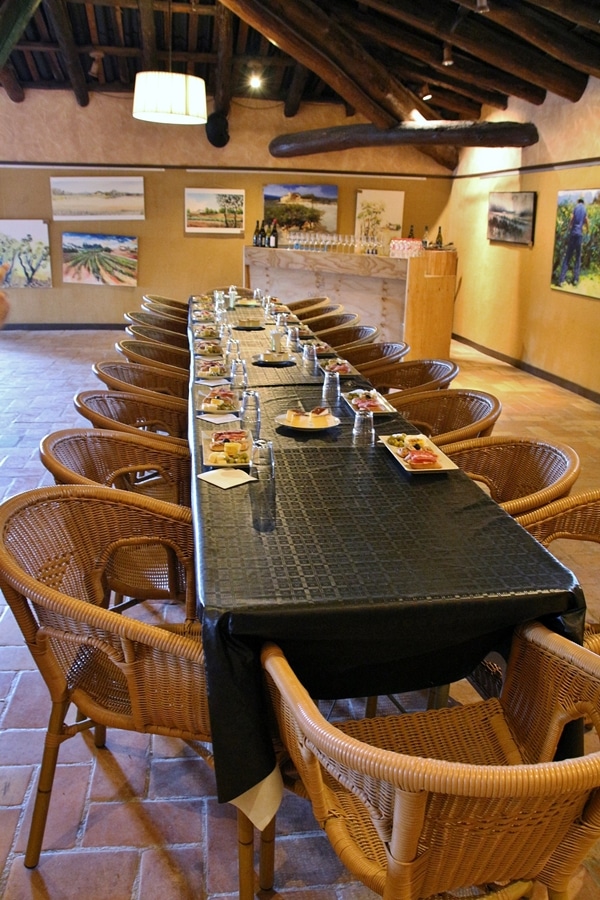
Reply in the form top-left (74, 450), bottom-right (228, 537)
top-left (62, 233), bottom-right (138, 286)
top-left (185, 188), bottom-right (245, 233)
top-left (51, 176), bottom-right (145, 221)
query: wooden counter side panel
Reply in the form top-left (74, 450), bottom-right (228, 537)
top-left (404, 253), bottom-right (458, 359)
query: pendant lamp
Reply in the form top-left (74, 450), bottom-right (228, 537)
top-left (132, 0), bottom-right (207, 125)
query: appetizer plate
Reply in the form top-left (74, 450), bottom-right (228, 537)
top-left (202, 429), bottom-right (251, 467)
top-left (380, 433), bottom-right (458, 474)
top-left (274, 413), bottom-right (341, 431)
top-left (342, 389), bottom-right (396, 415)
top-left (252, 354), bottom-right (296, 368)
top-left (319, 358), bottom-right (360, 378)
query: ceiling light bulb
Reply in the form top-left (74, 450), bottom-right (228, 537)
top-left (249, 73), bottom-right (262, 89)
top-left (476, 0), bottom-right (490, 11)
top-left (421, 85), bottom-right (432, 101)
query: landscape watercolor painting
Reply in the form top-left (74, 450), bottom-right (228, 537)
top-left (487, 192), bottom-right (536, 245)
top-left (185, 188), bottom-right (245, 233)
top-left (62, 232), bottom-right (138, 286)
top-left (51, 176), bottom-right (145, 220)
top-left (0, 219), bottom-right (52, 288)
top-left (263, 184), bottom-right (338, 241)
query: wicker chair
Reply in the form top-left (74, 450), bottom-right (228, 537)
top-left (124, 308), bottom-right (188, 334)
top-left (40, 427), bottom-right (191, 506)
top-left (0, 485), bottom-right (266, 898)
top-left (372, 358), bottom-right (459, 397)
top-left (285, 297), bottom-right (331, 315)
top-left (442, 435), bottom-right (580, 517)
top-left (125, 322), bottom-right (190, 350)
top-left (342, 341), bottom-right (411, 373)
top-left (308, 312), bottom-right (360, 335)
top-left (386, 388), bottom-right (502, 445)
top-left (320, 325), bottom-right (379, 350)
top-left (141, 297), bottom-right (189, 321)
top-left (116, 338), bottom-right (189, 374)
top-left (142, 292), bottom-right (188, 311)
top-left (262, 622), bottom-right (600, 900)
top-left (297, 303), bottom-right (345, 322)
top-left (74, 389), bottom-right (188, 447)
top-left (92, 360), bottom-right (189, 400)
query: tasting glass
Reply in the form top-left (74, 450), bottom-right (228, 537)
top-left (302, 342), bottom-right (318, 372)
top-left (321, 370), bottom-right (340, 405)
top-left (352, 408), bottom-right (375, 446)
top-left (229, 357), bottom-right (248, 391)
top-left (249, 439), bottom-right (276, 532)
top-left (240, 389), bottom-right (261, 439)
top-left (286, 325), bottom-right (300, 352)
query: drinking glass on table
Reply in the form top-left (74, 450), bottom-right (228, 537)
top-left (249, 439), bottom-right (276, 532)
top-left (322, 370), bottom-right (340, 405)
top-left (240, 389), bottom-right (261, 439)
top-left (302, 342), bottom-right (318, 373)
top-left (229, 357), bottom-right (248, 391)
top-left (286, 325), bottom-right (300, 352)
top-left (352, 408), bottom-right (375, 446)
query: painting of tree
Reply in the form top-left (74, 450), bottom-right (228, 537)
top-left (0, 220), bottom-right (52, 288)
top-left (185, 189), bottom-right (245, 233)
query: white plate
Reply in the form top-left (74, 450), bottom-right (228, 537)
top-left (379, 433), bottom-right (458, 473)
top-left (202, 430), bottom-right (251, 467)
top-left (342, 389), bottom-right (396, 415)
top-left (275, 413), bottom-right (341, 431)
top-left (319, 359), bottom-right (359, 378)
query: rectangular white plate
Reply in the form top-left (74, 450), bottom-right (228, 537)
top-left (379, 433), bottom-right (459, 473)
top-left (342, 389), bottom-right (396, 415)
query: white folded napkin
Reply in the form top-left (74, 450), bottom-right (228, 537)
top-left (198, 469), bottom-right (256, 489)
top-left (197, 413), bottom-right (239, 424)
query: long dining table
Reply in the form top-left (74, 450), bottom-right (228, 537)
top-left (188, 297), bottom-right (586, 831)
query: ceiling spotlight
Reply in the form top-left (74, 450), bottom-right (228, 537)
top-left (420, 84), bottom-right (433, 101)
top-left (476, 0), bottom-right (490, 11)
top-left (442, 43), bottom-right (454, 66)
top-left (249, 73), bottom-right (262, 90)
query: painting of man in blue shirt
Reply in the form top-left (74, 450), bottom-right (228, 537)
top-left (558, 197), bottom-right (589, 286)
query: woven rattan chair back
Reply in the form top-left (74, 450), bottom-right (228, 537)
top-left (124, 308), bottom-right (188, 334)
top-left (371, 358), bottom-right (459, 398)
top-left (342, 342), bottom-right (411, 373)
top-left (443, 435), bottom-right (580, 517)
top-left (125, 323), bottom-right (190, 350)
top-left (297, 304), bottom-right (344, 322)
top-left (0, 485), bottom-right (210, 869)
top-left (40, 427), bottom-right (191, 507)
top-left (141, 298), bottom-right (188, 321)
top-left (262, 622), bottom-right (600, 900)
top-left (116, 339), bottom-right (189, 374)
top-left (142, 293), bottom-right (188, 312)
top-left (284, 296), bottom-right (331, 315)
top-left (386, 388), bottom-right (503, 445)
top-left (74, 389), bottom-right (188, 447)
top-left (92, 360), bottom-right (189, 400)
top-left (320, 325), bottom-right (379, 350)
top-left (308, 312), bottom-right (360, 334)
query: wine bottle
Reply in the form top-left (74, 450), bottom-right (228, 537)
top-left (269, 219), bottom-right (278, 248)
top-left (435, 226), bottom-right (443, 249)
top-left (252, 220), bottom-right (260, 246)
top-left (422, 225), bottom-right (429, 248)
top-left (259, 220), bottom-right (267, 247)
top-left (408, 224), bottom-right (414, 238)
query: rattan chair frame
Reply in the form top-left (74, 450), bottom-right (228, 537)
top-left (297, 304), bottom-right (344, 322)
top-left (74, 389), bottom-right (188, 447)
top-left (442, 435), bottom-right (580, 516)
top-left (0, 484), bottom-right (268, 898)
top-left (371, 358), bottom-right (460, 398)
top-left (116, 339), bottom-right (189, 375)
top-left (125, 323), bottom-right (190, 350)
top-left (308, 312), bottom-right (360, 334)
top-left (124, 308), bottom-right (188, 334)
top-left (141, 298), bottom-right (188, 321)
top-left (40, 427), bottom-right (191, 507)
top-left (92, 360), bottom-right (189, 400)
top-left (284, 297), bottom-right (331, 315)
top-left (142, 293), bottom-right (188, 311)
top-left (385, 388), bottom-right (503, 445)
top-left (341, 341), bottom-right (410, 372)
top-left (320, 325), bottom-right (379, 350)
top-left (262, 622), bottom-right (600, 900)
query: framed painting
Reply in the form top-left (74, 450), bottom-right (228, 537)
top-left (263, 184), bottom-right (338, 244)
top-left (354, 189), bottom-right (404, 254)
top-left (62, 232), bottom-right (138, 286)
top-left (551, 188), bottom-right (600, 298)
top-left (185, 188), bottom-right (245, 233)
top-left (51, 176), bottom-right (145, 220)
top-left (487, 192), bottom-right (536, 245)
top-left (0, 219), bottom-right (52, 288)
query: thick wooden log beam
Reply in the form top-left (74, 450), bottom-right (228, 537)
top-left (44, 0), bottom-right (89, 107)
top-left (269, 121), bottom-right (539, 158)
top-left (0, 63), bottom-right (25, 102)
top-left (0, 0), bottom-right (42, 71)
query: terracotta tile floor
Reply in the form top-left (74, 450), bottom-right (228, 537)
top-left (1, 329), bottom-right (600, 899)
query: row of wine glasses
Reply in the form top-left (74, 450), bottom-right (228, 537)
top-left (288, 232), bottom-right (357, 253)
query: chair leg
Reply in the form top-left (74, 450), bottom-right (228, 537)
top-left (25, 700), bottom-right (70, 868)
top-left (259, 816), bottom-right (276, 891)
top-left (237, 809), bottom-right (255, 900)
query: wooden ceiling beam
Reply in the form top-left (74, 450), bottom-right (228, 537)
top-left (524, 0), bottom-right (600, 36)
top-left (358, 0), bottom-right (588, 102)
top-left (43, 0), bottom-right (90, 106)
top-left (0, 0), bottom-right (42, 71)
top-left (214, 3), bottom-right (234, 114)
top-left (451, 0), bottom-right (600, 79)
top-left (137, 0), bottom-right (158, 71)
top-left (284, 63), bottom-right (310, 118)
top-left (0, 62), bottom-right (25, 102)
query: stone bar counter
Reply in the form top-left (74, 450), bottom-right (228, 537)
top-left (244, 246), bottom-right (457, 359)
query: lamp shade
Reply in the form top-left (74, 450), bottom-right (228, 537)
top-left (132, 71), bottom-right (207, 125)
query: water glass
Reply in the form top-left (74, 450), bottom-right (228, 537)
top-left (286, 325), bottom-right (300, 352)
top-left (249, 439), bottom-right (276, 532)
top-left (321, 370), bottom-right (340, 405)
top-left (229, 357), bottom-right (248, 391)
top-left (352, 408), bottom-right (375, 445)
top-left (302, 342), bottom-right (318, 372)
top-left (240, 389), bottom-right (261, 439)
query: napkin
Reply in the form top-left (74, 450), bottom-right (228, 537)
top-left (198, 468), bottom-right (257, 489)
top-left (197, 413), bottom-right (239, 424)
top-left (195, 377), bottom-right (230, 386)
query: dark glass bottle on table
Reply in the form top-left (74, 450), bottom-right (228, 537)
top-left (259, 220), bottom-right (267, 247)
top-left (408, 224), bottom-right (414, 238)
top-left (252, 221), bottom-right (260, 246)
top-left (422, 225), bottom-right (429, 248)
top-left (436, 226), bottom-right (444, 249)
top-left (269, 219), bottom-right (278, 248)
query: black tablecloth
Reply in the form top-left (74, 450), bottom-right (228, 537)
top-left (196, 445), bottom-right (585, 803)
